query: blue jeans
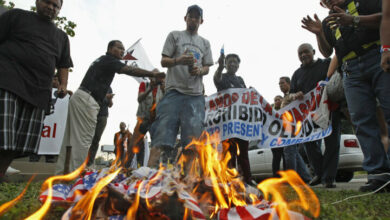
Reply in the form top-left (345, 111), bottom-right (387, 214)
top-left (284, 144), bottom-right (312, 182)
top-left (304, 110), bottom-right (341, 183)
top-left (342, 48), bottom-right (390, 178)
top-left (151, 90), bottom-right (205, 148)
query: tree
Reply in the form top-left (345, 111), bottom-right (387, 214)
top-left (0, 0), bottom-right (76, 37)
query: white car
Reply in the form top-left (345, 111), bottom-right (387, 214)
top-left (249, 134), bottom-right (364, 182)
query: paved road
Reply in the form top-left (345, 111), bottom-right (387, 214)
top-left (311, 176), bottom-right (367, 191)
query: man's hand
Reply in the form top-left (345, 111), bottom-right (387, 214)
top-left (302, 14), bottom-right (323, 35)
top-left (57, 84), bottom-right (67, 99)
top-left (176, 53), bottom-right (195, 66)
top-left (218, 53), bottom-right (225, 69)
top-left (106, 93), bottom-right (115, 100)
top-left (190, 65), bottom-right (202, 76)
top-left (382, 52), bottom-right (390, 73)
top-left (325, 6), bottom-right (352, 29)
top-left (292, 91), bottom-right (304, 101)
top-left (152, 72), bottom-right (166, 78)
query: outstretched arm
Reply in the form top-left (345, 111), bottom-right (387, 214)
top-left (302, 14), bottom-right (333, 57)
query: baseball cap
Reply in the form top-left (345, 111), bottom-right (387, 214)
top-left (186, 5), bottom-right (203, 18)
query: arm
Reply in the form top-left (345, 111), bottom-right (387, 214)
top-left (213, 54), bottom-right (225, 84)
top-left (327, 56), bottom-right (339, 78)
top-left (326, 6), bottom-right (381, 29)
top-left (302, 14), bottom-right (333, 57)
top-left (56, 68), bottom-right (69, 98)
top-left (118, 66), bottom-right (165, 78)
top-left (381, 0), bottom-right (390, 72)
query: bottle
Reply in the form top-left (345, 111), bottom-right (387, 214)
top-left (186, 48), bottom-right (194, 73)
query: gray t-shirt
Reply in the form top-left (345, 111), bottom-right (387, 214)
top-left (162, 30), bottom-right (213, 96)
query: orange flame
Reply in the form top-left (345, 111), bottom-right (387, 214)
top-left (0, 175), bottom-right (35, 216)
top-left (145, 167), bottom-right (165, 210)
top-left (25, 160), bottom-right (88, 220)
top-left (257, 170), bottom-right (320, 219)
top-left (182, 132), bottom-right (246, 214)
top-left (126, 180), bottom-right (145, 220)
top-left (71, 168), bottom-right (122, 220)
top-left (295, 121), bottom-right (302, 136)
top-left (132, 145), bottom-right (140, 154)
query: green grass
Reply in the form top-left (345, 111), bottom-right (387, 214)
top-left (1, 182), bottom-right (390, 219)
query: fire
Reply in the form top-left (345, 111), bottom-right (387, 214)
top-left (71, 168), bottom-right (122, 220)
top-left (182, 132), bottom-right (247, 214)
top-left (282, 111), bottom-right (302, 136)
top-left (257, 170), bottom-right (320, 219)
top-left (0, 175), bottom-right (35, 216)
top-left (25, 159), bottom-right (88, 220)
top-left (178, 131), bottom-right (320, 218)
top-left (126, 180), bottom-right (145, 219)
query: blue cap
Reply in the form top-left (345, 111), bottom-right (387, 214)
top-left (187, 5), bottom-right (203, 18)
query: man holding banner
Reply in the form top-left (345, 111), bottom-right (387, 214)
top-left (149, 5), bottom-right (213, 167)
top-left (290, 43), bottom-right (341, 188)
top-left (214, 53), bottom-right (253, 184)
top-left (55, 40), bottom-right (165, 174)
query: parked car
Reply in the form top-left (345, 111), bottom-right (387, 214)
top-left (249, 134), bottom-right (363, 182)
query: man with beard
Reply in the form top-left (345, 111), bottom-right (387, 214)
top-left (0, 0), bottom-right (72, 178)
top-left (149, 5), bottom-right (213, 167)
top-left (55, 40), bottom-right (165, 174)
top-left (302, 0), bottom-right (390, 192)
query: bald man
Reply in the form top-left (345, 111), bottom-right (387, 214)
top-left (289, 43), bottom-right (341, 188)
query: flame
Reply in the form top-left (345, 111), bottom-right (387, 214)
top-left (126, 180), bottom-right (145, 220)
top-left (150, 103), bottom-right (157, 112)
top-left (145, 167), bottom-right (165, 210)
top-left (177, 131), bottom-right (319, 218)
top-left (0, 175), bottom-right (35, 216)
top-left (282, 111), bottom-right (294, 134)
top-left (132, 145), bottom-right (140, 154)
top-left (25, 159), bottom-right (88, 220)
top-left (295, 120), bottom-right (302, 136)
top-left (181, 132), bottom-right (247, 214)
top-left (71, 168), bottom-right (122, 220)
top-left (257, 170), bottom-right (320, 219)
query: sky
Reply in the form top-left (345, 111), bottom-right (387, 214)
top-left (11, 0), bottom-right (330, 155)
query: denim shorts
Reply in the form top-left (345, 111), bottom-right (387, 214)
top-left (150, 90), bottom-right (205, 148)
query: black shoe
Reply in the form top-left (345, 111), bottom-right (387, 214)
top-left (359, 179), bottom-right (390, 193)
top-left (309, 176), bottom-right (321, 186)
top-left (323, 182), bottom-right (336, 188)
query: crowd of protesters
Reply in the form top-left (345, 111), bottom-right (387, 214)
top-left (1, 0), bottom-right (390, 193)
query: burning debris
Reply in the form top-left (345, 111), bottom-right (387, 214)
top-left (1, 132), bottom-right (320, 220)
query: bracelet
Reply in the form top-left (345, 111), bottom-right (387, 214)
top-left (381, 46), bottom-right (390, 53)
top-left (173, 58), bottom-right (176, 65)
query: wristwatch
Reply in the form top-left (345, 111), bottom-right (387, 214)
top-left (353, 16), bottom-right (360, 27)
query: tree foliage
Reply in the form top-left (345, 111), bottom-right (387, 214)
top-left (0, 0), bottom-right (76, 37)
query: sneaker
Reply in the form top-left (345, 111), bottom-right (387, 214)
top-left (323, 182), bottom-right (336, 188)
top-left (359, 179), bottom-right (390, 193)
top-left (6, 167), bottom-right (21, 175)
top-left (309, 175), bottom-right (321, 186)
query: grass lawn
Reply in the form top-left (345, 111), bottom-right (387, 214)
top-left (1, 181), bottom-right (390, 220)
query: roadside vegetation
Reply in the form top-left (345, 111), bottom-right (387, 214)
top-left (1, 181), bottom-right (390, 220)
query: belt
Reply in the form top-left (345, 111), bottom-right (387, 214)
top-left (79, 86), bottom-right (102, 106)
top-left (79, 86), bottom-right (92, 95)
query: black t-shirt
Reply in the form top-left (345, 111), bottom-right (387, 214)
top-left (214, 73), bottom-right (246, 92)
top-left (290, 58), bottom-right (330, 94)
top-left (323, 0), bottom-right (381, 63)
top-left (0, 9), bottom-right (73, 109)
top-left (80, 54), bottom-right (125, 104)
